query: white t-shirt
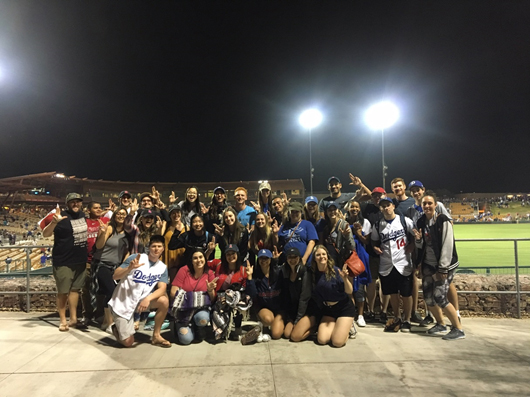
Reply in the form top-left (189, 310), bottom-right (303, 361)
top-left (108, 253), bottom-right (168, 320)
top-left (371, 215), bottom-right (414, 277)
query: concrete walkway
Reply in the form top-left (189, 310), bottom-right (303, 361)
top-left (0, 313), bottom-right (529, 396)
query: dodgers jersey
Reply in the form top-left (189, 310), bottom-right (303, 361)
top-left (371, 215), bottom-right (415, 277)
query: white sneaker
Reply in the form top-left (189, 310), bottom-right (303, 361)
top-left (349, 323), bottom-right (358, 339)
top-left (357, 315), bottom-right (366, 327)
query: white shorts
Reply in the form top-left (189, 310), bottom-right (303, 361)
top-left (110, 307), bottom-right (135, 340)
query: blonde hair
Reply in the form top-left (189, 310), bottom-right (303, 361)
top-left (310, 245), bottom-right (337, 281)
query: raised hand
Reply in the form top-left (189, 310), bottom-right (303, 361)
top-left (339, 262), bottom-right (349, 279)
top-left (281, 192), bottom-right (291, 205)
top-left (349, 173), bottom-right (362, 186)
top-left (130, 198), bottom-right (139, 213)
top-left (98, 219), bottom-right (109, 235)
top-left (108, 199), bottom-right (117, 212)
top-left (213, 223), bottom-right (224, 236)
top-left (52, 204), bottom-right (66, 224)
top-left (207, 277), bottom-right (219, 292)
top-left (272, 246), bottom-right (280, 259)
top-left (207, 236), bottom-right (217, 252)
top-left (128, 255), bottom-right (144, 272)
top-left (412, 228), bottom-right (422, 241)
top-left (246, 263), bottom-right (254, 278)
top-left (250, 201), bottom-right (260, 211)
top-left (151, 186), bottom-right (160, 202)
top-left (169, 191), bottom-right (178, 205)
top-left (271, 219), bottom-right (280, 234)
top-left (266, 211), bottom-right (273, 224)
top-left (155, 216), bottom-right (163, 230)
top-left (200, 202), bottom-right (208, 214)
top-left (340, 223), bottom-right (352, 236)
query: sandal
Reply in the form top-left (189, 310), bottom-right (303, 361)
top-left (59, 323), bottom-right (69, 332)
top-left (151, 337), bottom-right (171, 348)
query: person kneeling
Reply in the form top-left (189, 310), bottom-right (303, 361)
top-left (311, 245), bottom-right (355, 348)
top-left (108, 235), bottom-right (170, 348)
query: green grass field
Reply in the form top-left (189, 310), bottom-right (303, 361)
top-left (453, 223), bottom-right (530, 274)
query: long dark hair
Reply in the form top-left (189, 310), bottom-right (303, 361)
top-left (183, 186), bottom-right (201, 214)
top-left (220, 249), bottom-right (243, 275)
top-left (221, 207), bottom-right (245, 246)
top-left (187, 248), bottom-right (207, 277)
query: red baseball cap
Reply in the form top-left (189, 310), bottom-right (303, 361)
top-left (372, 187), bottom-right (386, 194)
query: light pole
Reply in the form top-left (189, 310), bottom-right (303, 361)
top-left (299, 108), bottom-right (323, 195)
top-left (365, 101), bottom-right (399, 191)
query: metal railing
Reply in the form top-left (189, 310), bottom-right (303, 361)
top-left (1, 239), bottom-right (529, 316)
top-left (0, 245), bottom-right (55, 312)
top-left (455, 238), bottom-right (530, 318)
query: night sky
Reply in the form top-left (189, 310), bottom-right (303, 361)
top-left (1, 1), bottom-right (529, 194)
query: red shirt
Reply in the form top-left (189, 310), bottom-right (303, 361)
top-left (172, 266), bottom-right (215, 292)
top-left (86, 217), bottom-right (109, 262)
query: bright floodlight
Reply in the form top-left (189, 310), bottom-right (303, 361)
top-left (299, 108), bottom-right (323, 130)
top-left (365, 101), bottom-right (399, 130)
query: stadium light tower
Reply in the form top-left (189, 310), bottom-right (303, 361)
top-left (299, 108), bottom-right (323, 195)
top-left (365, 101), bottom-right (399, 191)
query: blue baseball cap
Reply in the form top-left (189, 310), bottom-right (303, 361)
top-left (327, 176), bottom-right (341, 184)
top-left (408, 180), bottom-right (424, 190)
top-left (325, 201), bottom-right (339, 210)
top-left (214, 186), bottom-right (226, 194)
top-left (305, 196), bottom-right (318, 205)
top-left (258, 249), bottom-right (272, 259)
top-left (378, 197), bottom-right (394, 206)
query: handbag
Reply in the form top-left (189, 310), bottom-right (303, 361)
top-left (329, 219), bottom-right (366, 277)
top-left (344, 250), bottom-right (365, 277)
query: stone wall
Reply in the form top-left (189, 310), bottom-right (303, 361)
top-left (1, 274), bottom-right (529, 317)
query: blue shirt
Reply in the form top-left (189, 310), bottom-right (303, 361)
top-left (278, 219), bottom-right (318, 255)
top-left (314, 266), bottom-right (347, 302)
top-left (237, 205), bottom-right (257, 227)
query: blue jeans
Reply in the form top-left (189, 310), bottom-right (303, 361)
top-left (177, 309), bottom-right (210, 345)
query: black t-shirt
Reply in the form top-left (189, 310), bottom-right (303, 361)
top-left (52, 210), bottom-right (88, 267)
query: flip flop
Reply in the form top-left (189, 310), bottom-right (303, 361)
top-left (151, 338), bottom-right (171, 348)
top-left (59, 323), bottom-right (69, 332)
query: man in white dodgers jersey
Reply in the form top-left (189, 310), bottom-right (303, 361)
top-left (108, 235), bottom-right (170, 347)
top-left (371, 198), bottom-right (415, 333)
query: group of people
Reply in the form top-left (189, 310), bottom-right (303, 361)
top-left (41, 174), bottom-right (465, 349)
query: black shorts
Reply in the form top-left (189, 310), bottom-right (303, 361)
top-left (321, 297), bottom-right (356, 319)
top-left (380, 267), bottom-right (412, 297)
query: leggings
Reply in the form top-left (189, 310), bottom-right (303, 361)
top-left (96, 266), bottom-right (117, 307)
top-left (421, 264), bottom-right (454, 309)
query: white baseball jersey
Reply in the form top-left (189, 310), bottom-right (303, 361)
top-left (371, 215), bottom-right (414, 276)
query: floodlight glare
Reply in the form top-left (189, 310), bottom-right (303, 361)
top-left (299, 108), bottom-right (323, 130)
top-left (365, 101), bottom-right (399, 131)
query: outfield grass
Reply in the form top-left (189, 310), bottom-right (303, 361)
top-left (453, 223), bottom-right (530, 274)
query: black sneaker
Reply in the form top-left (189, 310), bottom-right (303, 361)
top-left (410, 311), bottom-right (423, 324)
top-left (427, 323), bottom-right (448, 336)
top-left (379, 312), bottom-right (388, 324)
top-left (442, 327), bottom-right (466, 340)
top-left (419, 314), bottom-right (434, 327)
top-left (383, 318), bottom-right (401, 332)
top-left (229, 327), bottom-right (242, 341)
top-left (364, 311), bottom-right (376, 323)
top-left (400, 321), bottom-right (411, 333)
top-left (240, 325), bottom-right (261, 345)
